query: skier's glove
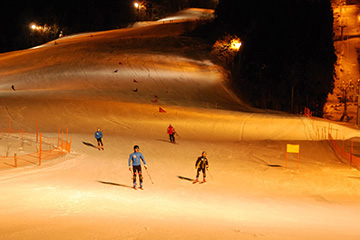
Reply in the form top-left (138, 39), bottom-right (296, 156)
top-left (129, 167), bottom-right (132, 171)
top-left (206, 167), bottom-right (209, 171)
top-left (144, 165), bottom-right (148, 170)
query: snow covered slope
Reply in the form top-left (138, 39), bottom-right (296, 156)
top-left (0, 8), bottom-right (360, 240)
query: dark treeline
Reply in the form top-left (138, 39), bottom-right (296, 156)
top-left (0, 0), bottom-right (217, 53)
top-left (214, 0), bottom-right (337, 116)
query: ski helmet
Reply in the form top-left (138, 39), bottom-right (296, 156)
top-left (134, 145), bottom-right (139, 150)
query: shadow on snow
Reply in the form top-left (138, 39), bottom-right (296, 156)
top-left (97, 180), bottom-right (133, 189)
top-left (177, 175), bottom-right (195, 182)
top-left (82, 141), bottom-right (98, 149)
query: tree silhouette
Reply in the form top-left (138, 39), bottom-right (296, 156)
top-left (214, 0), bottom-right (336, 116)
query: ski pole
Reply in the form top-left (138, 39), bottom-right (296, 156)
top-left (207, 168), bottom-right (213, 180)
top-left (145, 168), bottom-right (154, 184)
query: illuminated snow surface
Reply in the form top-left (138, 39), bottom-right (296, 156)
top-left (0, 8), bottom-right (360, 240)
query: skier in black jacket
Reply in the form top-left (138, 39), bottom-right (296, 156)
top-left (195, 151), bottom-right (209, 182)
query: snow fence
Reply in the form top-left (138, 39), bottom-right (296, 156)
top-left (329, 133), bottom-right (360, 169)
top-left (0, 119), bottom-right (71, 169)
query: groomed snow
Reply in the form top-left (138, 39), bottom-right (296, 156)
top-left (0, 8), bottom-right (360, 240)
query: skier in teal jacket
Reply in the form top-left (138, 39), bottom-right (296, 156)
top-left (128, 145), bottom-right (147, 189)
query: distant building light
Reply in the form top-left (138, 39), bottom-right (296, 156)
top-left (30, 23), bottom-right (46, 31)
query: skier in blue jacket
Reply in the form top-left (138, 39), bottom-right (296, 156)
top-left (128, 145), bottom-right (147, 189)
top-left (95, 128), bottom-right (104, 150)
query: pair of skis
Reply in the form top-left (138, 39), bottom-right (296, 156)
top-left (193, 180), bottom-right (206, 184)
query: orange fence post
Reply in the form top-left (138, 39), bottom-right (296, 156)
top-left (58, 127), bottom-right (60, 148)
top-left (39, 133), bottom-right (42, 166)
top-left (36, 120), bottom-right (38, 143)
top-left (14, 153), bottom-right (17, 167)
top-left (3, 126), bottom-right (70, 168)
top-left (65, 136), bottom-right (72, 153)
top-left (329, 134), bottom-right (360, 169)
top-left (61, 131), bottom-right (64, 157)
top-left (8, 117), bottom-right (11, 137)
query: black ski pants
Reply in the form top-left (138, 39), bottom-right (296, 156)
top-left (169, 134), bottom-right (175, 143)
top-left (96, 138), bottom-right (103, 146)
top-left (196, 167), bottom-right (206, 179)
top-left (132, 165), bottom-right (143, 185)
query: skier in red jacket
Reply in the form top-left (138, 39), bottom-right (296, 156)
top-left (167, 124), bottom-right (176, 143)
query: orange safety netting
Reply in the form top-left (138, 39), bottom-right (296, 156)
top-left (328, 133), bottom-right (360, 169)
top-left (0, 121), bottom-right (71, 170)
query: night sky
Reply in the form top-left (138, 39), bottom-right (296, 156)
top-left (0, 0), bottom-right (137, 52)
top-left (0, 0), bottom-right (218, 53)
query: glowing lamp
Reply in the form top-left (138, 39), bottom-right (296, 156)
top-left (230, 39), bottom-right (242, 51)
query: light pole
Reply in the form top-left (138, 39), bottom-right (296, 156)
top-left (134, 2), bottom-right (142, 20)
top-left (338, 0), bottom-right (348, 41)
